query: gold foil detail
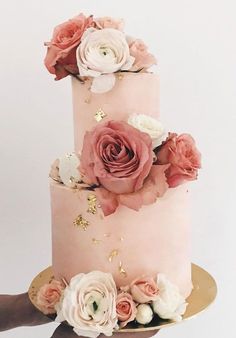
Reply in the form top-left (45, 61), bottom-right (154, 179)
top-left (92, 238), bottom-right (102, 245)
top-left (85, 98), bottom-right (91, 104)
top-left (69, 176), bottom-right (75, 184)
top-left (118, 73), bottom-right (124, 80)
top-left (87, 194), bottom-right (97, 214)
top-left (94, 109), bottom-right (107, 122)
top-left (104, 233), bottom-right (111, 238)
top-left (119, 261), bottom-right (127, 277)
top-left (73, 215), bottom-right (90, 231)
top-left (109, 249), bottom-right (119, 262)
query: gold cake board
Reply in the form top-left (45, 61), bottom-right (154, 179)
top-left (28, 263), bottom-right (217, 333)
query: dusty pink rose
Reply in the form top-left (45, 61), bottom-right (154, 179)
top-left (156, 133), bottom-right (201, 188)
top-left (130, 276), bottom-right (159, 303)
top-left (129, 39), bottom-right (157, 71)
top-left (94, 16), bottom-right (124, 31)
top-left (116, 292), bottom-right (137, 328)
top-left (44, 13), bottom-right (93, 80)
top-left (36, 280), bottom-right (64, 315)
top-left (80, 120), bottom-right (153, 195)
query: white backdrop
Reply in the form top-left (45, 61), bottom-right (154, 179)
top-left (0, 0), bottom-right (236, 337)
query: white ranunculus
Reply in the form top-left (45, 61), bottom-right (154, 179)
top-left (58, 153), bottom-right (81, 188)
top-left (152, 274), bottom-right (188, 322)
top-left (135, 304), bottom-right (153, 325)
top-left (56, 271), bottom-right (118, 338)
top-left (128, 114), bottom-right (167, 149)
top-left (76, 28), bottom-right (135, 93)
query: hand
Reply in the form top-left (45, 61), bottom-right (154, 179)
top-left (0, 293), bottom-right (52, 331)
top-left (51, 324), bottom-right (159, 338)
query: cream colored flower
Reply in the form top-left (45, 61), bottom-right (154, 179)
top-left (128, 114), bottom-right (167, 149)
top-left (152, 274), bottom-right (188, 322)
top-left (58, 153), bottom-right (81, 188)
top-left (56, 271), bottom-right (118, 338)
top-left (76, 28), bottom-right (134, 93)
top-left (135, 304), bottom-right (153, 325)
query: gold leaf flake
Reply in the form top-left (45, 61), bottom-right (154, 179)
top-left (85, 98), bottom-right (91, 104)
top-left (108, 249), bottom-right (119, 262)
top-left (94, 109), bottom-right (107, 122)
top-left (104, 233), bottom-right (111, 238)
top-left (92, 238), bottom-right (102, 245)
top-left (118, 74), bottom-right (124, 80)
top-left (69, 176), bottom-right (75, 183)
top-left (119, 261), bottom-right (127, 277)
top-left (87, 194), bottom-right (97, 215)
top-left (73, 215), bottom-right (90, 231)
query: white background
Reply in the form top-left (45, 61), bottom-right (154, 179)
top-left (0, 0), bottom-right (235, 337)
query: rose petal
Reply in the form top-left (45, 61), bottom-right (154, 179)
top-left (96, 188), bottom-right (119, 216)
top-left (91, 74), bottom-right (116, 94)
top-left (119, 164), bottom-right (169, 211)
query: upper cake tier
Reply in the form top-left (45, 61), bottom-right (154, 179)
top-left (72, 73), bottom-right (160, 152)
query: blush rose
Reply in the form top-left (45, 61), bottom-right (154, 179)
top-left (44, 13), bottom-right (93, 80)
top-left (129, 39), bottom-right (157, 71)
top-left (36, 280), bottom-right (64, 315)
top-left (94, 16), bottom-right (125, 31)
top-left (129, 276), bottom-right (159, 303)
top-left (156, 133), bottom-right (201, 188)
top-left (116, 292), bottom-right (137, 328)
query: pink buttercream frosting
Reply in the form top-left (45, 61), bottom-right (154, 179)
top-left (51, 181), bottom-right (192, 298)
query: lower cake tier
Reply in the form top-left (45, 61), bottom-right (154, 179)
top-left (50, 181), bottom-right (192, 298)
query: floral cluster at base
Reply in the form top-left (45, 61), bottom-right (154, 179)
top-left (44, 14), bottom-right (156, 93)
top-left (50, 114), bottom-right (201, 216)
top-left (36, 271), bottom-right (188, 337)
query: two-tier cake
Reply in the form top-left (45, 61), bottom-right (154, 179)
top-left (36, 13), bottom-right (201, 338)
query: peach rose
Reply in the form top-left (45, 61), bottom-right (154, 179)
top-left (116, 292), bottom-right (137, 328)
top-left (36, 280), bottom-right (64, 315)
top-left (94, 16), bottom-right (125, 31)
top-left (130, 276), bottom-right (159, 303)
top-left (44, 13), bottom-right (93, 80)
top-left (80, 121), bottom-right (153, 195)
top-left (129, 39), bottom-right (157, 71)
top-left (156, 133), bottom-right (201, 188)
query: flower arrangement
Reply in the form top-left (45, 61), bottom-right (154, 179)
top-left (44, 14), bottom-right (156, 93)
top-left (50, 114), bottom-right (201, 216)
top-left (36, 271), bottom-right (187, 337)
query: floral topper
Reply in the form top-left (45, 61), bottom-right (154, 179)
top-left (44, 14), bottom-right (157, 93)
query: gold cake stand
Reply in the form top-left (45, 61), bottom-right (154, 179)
top-left (28, 263), bottom-right (217, 333)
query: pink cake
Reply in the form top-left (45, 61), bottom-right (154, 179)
top-left (36, 13), bottom-right (201, 337)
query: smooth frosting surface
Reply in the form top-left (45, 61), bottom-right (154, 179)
top-left (51, 181), bottom-right (192, 298)
top-left (72, 73), bottom-right (160, 152)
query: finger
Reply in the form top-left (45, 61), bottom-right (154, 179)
top-left (50, 323), bottom-right (79, 338)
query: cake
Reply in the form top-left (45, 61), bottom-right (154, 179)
top-left (36, 13), bottom-right (201, 337)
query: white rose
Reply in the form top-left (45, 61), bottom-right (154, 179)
top-left (128, 114), bottom-right (167, 148)
top-left (152, 274), bottom-right (188, 322)
top-left (76, 28), bottom-right (135, 93)
top-left (58, 153), bottom-right (81, 188)
top-left (56, 271), bottom-right (118, 338)
top-left (135, 304), bottom-right (153, 325)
